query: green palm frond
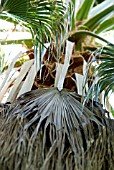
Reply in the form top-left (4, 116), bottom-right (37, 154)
top-left (82, 4), bottom-right (114, 32)
top-left (68, 0), bottom-right (114, 50)
top-left (0, 0), bottom-right (66, 43)
top-left (0, 0), bottom-right (67, 69)
top-left (0, 88), bottom-right (113, 169)
top-left (95, 16), bottom-right (114, 34)
top-left (76, 0), bottom-right (95, 20)
top-left (84, 43), bottom-right (114, 104)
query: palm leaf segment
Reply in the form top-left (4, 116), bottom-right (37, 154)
top-left (0, 88), bottom-right (113, 169)
top-left (0, 0), bottom-right (66, 42)
top-left (97, 44), bottom-right (114, 99)
top-left (84, 43), bottom-right (114, 103)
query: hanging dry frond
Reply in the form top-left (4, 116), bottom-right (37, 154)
top-left (0, 88), bottom-right (114, 170)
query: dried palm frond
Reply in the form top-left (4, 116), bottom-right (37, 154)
top-left (0, 88), bottom-right (114, 170)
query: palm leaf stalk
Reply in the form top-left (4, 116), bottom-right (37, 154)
top-left (68, 30), bottom-right (113, 45)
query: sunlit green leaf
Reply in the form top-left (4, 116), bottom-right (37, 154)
top-left (95, 16), bottom-right (114, 33)
top-left (82, 5), bottom-right (114, 31)
top-left (76, 0), bottom-right (95, 20)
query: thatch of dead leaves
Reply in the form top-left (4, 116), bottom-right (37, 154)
top-left (0, 88), bottom-right (114, 170)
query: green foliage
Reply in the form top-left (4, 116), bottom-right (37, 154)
top-left (69, 0), bottom-right (114, 49)
top-left (0, 0), bottom-right (67, 70)
top-left (76, 0), bottom-right (95, 20)
top-left (111, 106), bottom-right (114, 117)
top-left (95, 16), bottom-right (114, 34)
top-left (67, 0), bottom-right (114, 103)
top-left (82, 5), bottom-right (114, 31)
top-left (0, 0), bottom-right (66, 44)
top-left (0, 44), bottom-right (5, 73)
top-left (84, 43), bottom-right (114, 104)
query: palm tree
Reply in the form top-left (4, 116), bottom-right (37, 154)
top-left (0, 0), bottom-right (114, 170)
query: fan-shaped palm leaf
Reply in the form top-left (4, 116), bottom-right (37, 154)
top-left (0, 88), bottom-right (113, 170)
